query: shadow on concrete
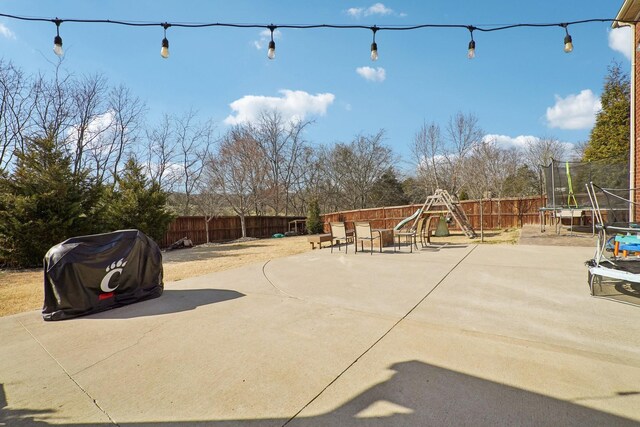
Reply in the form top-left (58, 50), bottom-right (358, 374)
top-left (592, 280), bottom-right (640, 308)
top-left (3, 360), bottom-right (639, 426)
top-left (84, 289), bottom-right (244, 319)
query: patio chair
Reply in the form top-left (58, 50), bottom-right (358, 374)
top-left (330, 222), bottom-right (351, 253)
top-left (354, 221), bottom-right (382, 254)
top-left (394, 223), bottom-right (419, 253)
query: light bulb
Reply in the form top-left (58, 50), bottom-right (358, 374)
top-left (370, 42), bottom-right (378, 61)
top-left (161, 37), bottom-right (169, 58)
top-left (467, 40), bottom-right (475, 59)
top-left (564, 34), bottom-right (573, 53)
top-left (267, 40), bottom-right (276, 60)
top-left (53, 35), bottom-right (64, 56)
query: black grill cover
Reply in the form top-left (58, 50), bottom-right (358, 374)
top-left (42, 229), bottom-right (163, 321)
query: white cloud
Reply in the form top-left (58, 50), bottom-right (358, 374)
top-left (224, 90), bottom-right (335, 125)
top-left (366, 3), bottom-right (393, 15)
top-left (545, 89), bottom-right (601, 130)
top-left (483, 134), bottom-right (575, 157)
top-left (0, 23), bottom-right (15, 40)
top-left (66, 111), bottom-right (114, 145)
top-left (356, 66), bottom-right (386, 82)
top-left (253, 28), bottom-right (281, 50)
top-left (609, 26), bottom-right (632, 60)
top-left (347, 7), bottom-right (364, 17)
top-left (483, 134), bottom-right (539, 148)
top-left (346, 3), bottom-right (400, 18)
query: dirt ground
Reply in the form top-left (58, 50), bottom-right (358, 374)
top-left (0, 226), bottom-right (575, 318)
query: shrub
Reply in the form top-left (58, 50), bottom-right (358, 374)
top-left (306, 199), bottom-right (323, 234)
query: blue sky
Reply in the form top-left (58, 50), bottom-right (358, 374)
top-left (0, 0), bottom-right (632, 169)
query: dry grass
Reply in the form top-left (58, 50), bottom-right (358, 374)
top-left (0, 269), bottom-right (43, 318)
top-left (429, 228), bottom-right (521, 245)
top-left (0, 229), bottom-right (520, 318)
top-left (0, 236), bottom-right (311, 318)
top-left (161, 236), bottom-right (311, 281)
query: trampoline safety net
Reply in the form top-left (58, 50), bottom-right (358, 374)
top-left (541, 157), bottom-right (629, 209)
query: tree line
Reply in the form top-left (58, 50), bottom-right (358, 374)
top-left (0, 60), bottom-right (629, 267)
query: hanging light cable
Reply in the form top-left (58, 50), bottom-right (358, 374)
top-left (53, 18), bottom-right (63, 56)
top-left (160, 23), bottom-right (170, 58)
top-left (561, 23), bottom-right (573, 53)
top-left (370, 26), bottom-right (378, 61)
top-left (267, 25), bottom-right (276, 59)
top-left (467, 26), bottom-right (476, 59)
top-left (0, 13), bottom-right (623, 61)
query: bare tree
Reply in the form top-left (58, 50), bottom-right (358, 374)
top-left (329, 130), bottom-right (395, 210)
top-left (65, 74), bottom-right (109, 178)
top-left (195, 174), bottom-right (222, 244)
top-left (0, 60), bottom-right (33, 172)
top-left (522, 136), bottom-right (568, 195)
top-left (144, 113), bottom-right (179, 191)
top-left (85, 84), bottom-right (145, 187)
top-left (443, 112), bottom-right (484, 195)
top-left (172, 110), bottom-right (215, 215)
top-left (206, 128), bottom-right (267, 238)
top-left (288, 144), bottom-right (323, 215)
top-left (250, 111), bottom-right (312, 216)
top-left (523, 136), bottom-right (567, 171)
top-left (465, 138), bottom-right (519, 236)
top-left (31, 66), bottom-right (73, 148)
top-left (411, 121), bottom-right (443, 194)
top-left (313, 145), bottom-right (343, 214)
top-left (108, 85), bottom-right (145, 185)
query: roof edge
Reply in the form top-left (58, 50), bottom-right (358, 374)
top-left (615, 0), bottom-right (640, 27)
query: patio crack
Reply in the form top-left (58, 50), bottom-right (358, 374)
top-left (18, 319), bottom-right (120, 426)
top-left (72, 321), bottom-right (169, 376)
top-left (262, 259), bottom-right (305, 301)
top-left (282, 244), bottom-right (479, 426)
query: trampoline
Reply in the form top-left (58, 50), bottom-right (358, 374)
top-left (540, 157), bottom-right (629, 234)
top-left (586, 182), bottom-right (640, 306)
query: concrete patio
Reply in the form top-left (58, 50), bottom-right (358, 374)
top-left (2, 242), bottom-right (640, 426)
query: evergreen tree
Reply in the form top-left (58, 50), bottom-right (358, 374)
top-left (584, 62), bottom-right (630, 161)
top-left (402, 177), bottom-right (428, 204)
top-left (370, 168), bottom-right (410, 207)
top-left (305, 198), bottom-right (323, 234)
top-left (502, 165), bottom-right (539, 197)
top-left (108, 157), bottom-right (175, 242)
top-left (0, 135), bottom-right (101, 267)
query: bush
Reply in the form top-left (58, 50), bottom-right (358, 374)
top-left (0, 136), bottom-right (105, 267)
top-left (306, 199), bottom-right (323, 234)
top-left (106, 157), bottom-right (175, 242)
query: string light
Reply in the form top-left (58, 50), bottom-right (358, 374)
top-left (561, 23), bottom-right (573, 53)
top-left (370, 26), bottom-right (378, 61)
top-left (0, 13), bottom-right (631, 60)
top-left (267, 25), bottom-right (276, 60)
top-left (467, 26), bottom-right (476, 59)
top-left (160, 23), bottom-right (170, 58)
top-left (53, 18), bottom-right (63, 56)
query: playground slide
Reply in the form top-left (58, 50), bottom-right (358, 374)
top-left (394, 209), bottom-right (421, 231)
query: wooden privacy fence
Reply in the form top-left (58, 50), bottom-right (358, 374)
top-left (159, 215), bottom-right (305, 248)
top-left (320, 196), bottom-right (546, 232)
top-left (160, 196), bottom-right (545, 247)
